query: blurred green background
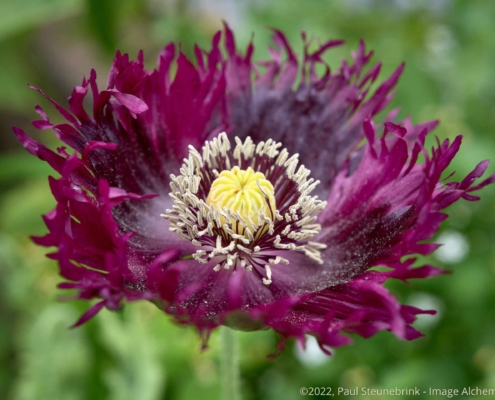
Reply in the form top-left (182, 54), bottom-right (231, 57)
top-left (1, 0), bottom-right (495, 399)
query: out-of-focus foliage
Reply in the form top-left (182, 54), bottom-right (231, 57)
top-left (1, 1), bottom-right (495, 399)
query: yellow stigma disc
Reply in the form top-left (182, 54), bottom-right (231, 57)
top-left (206, 166), bottom-right (276, 231)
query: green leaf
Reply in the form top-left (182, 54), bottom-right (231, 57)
top-left (86, 0), bottom-right (118, 55)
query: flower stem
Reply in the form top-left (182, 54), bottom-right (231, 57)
top-left (220, 326), bottom-right (241, 400)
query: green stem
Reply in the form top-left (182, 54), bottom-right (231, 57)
top-left (220, 326), bottom-right (241, 400)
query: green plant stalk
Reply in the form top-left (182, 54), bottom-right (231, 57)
top-left (220, 326), bottom-right (241, 400)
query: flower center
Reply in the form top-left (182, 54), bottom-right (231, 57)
top-left (162, 133), bottom-right (327, 286)
top-left (205, 166), bottom-right (276, 232)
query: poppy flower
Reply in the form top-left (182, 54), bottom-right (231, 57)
top-left (14, 24), bottom-right (494, 353)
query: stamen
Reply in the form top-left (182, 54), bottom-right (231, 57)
top-left (262, 265), bottom-right (272, 285)
top-left (163, 133), bottom-right (327, 285)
